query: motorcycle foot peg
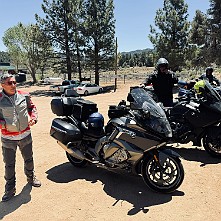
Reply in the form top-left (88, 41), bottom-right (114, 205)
top-left (89, 155), bottom-right (99, 163)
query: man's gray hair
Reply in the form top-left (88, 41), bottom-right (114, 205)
top-left (1, 73), bottom-right (14, 83)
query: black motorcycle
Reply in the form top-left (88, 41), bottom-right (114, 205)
top-left (49, 88), bottom-right (184, 193)
top-left (177, 79), bottom-right (221, 100)
top-left (168, 80), bottom-right (221, 158)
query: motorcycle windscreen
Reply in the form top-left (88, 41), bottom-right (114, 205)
top-left (203, 80), bottom-right (221, 114)
top-left (130, 87), bottom-right (172, 137)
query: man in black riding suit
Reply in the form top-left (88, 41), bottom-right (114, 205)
top-left (142, 58), bottom-right (178, 107)
top-left (199, 67), bottom-right (220, 86)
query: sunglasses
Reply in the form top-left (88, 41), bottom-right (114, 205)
top-left (5, 81), bottom-right (17, 85)
top-left (159, 64), bottom-right (168, 68)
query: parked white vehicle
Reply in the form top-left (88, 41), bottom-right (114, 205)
top-left (76, 83), bottom-right (103, 95)
top-left (44, 77), bottom-right (63, 84)
top-left (49, 80), bottom-right (80, 94)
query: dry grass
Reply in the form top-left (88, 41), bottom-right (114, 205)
top-left (32, 66), bottom-right (221, 86)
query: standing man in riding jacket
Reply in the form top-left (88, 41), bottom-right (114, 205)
top-left (143, 58), bottom-right (178, 107)
top-left (0, 73), bottom-right (41, 202)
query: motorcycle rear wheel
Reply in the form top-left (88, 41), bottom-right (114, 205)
top-left (203, 134), bottom-right (221, 158)
top-left (66, 152), bottom-right (88, 167)
top-left (141, 154), bottom-right (184, 193)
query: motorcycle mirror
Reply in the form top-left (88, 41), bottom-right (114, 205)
top-left (118, 100), bottom-right (126, 106)
top-left (143, 110), bottom-right (150, 119)
top-left (127, 93), bottom-right (134, 102)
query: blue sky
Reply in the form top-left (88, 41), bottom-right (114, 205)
top-left (0, 0), bottom-right (210, 53)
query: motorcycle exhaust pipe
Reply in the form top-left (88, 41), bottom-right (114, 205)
top-left (57, 141), bottom-right (86, 160)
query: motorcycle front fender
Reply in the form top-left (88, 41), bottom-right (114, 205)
top-left (158, 148), bottom-right (182, 166)
top-left (205, 125), bottom-right (221, 137)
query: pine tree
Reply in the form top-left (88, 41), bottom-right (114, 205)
top-left (187, 10), bottom-right (208, 68)
top-left (36, 0), bottom-right (82, 80)
top-left (189, 10), bottom-right (208, 46)
top-left (83, 0), bottom-right (115, 85)
top-left (207, 0), bottom-right (221, 65)
top-left (149, 0), bottom-right (190, 71)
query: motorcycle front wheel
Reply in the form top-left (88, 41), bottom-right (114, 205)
top-left (203, 133), bottom-right (221, 158)
top-left (141, 154), bottom-right (184, 193)
top-left (66, 152), bottom-right (88, 167)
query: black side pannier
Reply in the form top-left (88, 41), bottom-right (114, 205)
top-left (51, 97), bottom-right (79, 116)
top-left (73, 100), bottom-right (98, 121)
top-left (50, 118), bottom-right (82, 144)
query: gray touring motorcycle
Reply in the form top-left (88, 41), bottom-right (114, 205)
top-left (50, 87), bottom-right (184, 193)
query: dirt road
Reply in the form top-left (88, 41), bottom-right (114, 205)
top-left (0, 83), bottom-right (220, 221)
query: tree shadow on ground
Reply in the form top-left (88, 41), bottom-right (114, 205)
top-left (29, 90), bottom-right (55, 97)
top-left (16, 82), bottom-right (55, 97)
top-left (0, 184), bottom-right (32, 220)
top-left (27, 85), bottom-right (115, 98)
top-left (169, 145), bottom-right (221, 167)
top-left (46, 162), bottom-right (184, 215)
top-left (102, 85), bottom-right (115, 93)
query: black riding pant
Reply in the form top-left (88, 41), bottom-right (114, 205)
top-left (1, 134), bottom-right (34, 191)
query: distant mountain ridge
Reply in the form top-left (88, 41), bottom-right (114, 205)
top-left (120, 48), bottom-right (154, 55)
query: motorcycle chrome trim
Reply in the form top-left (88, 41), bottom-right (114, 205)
top-left (94, 136), bottom-right (110, 155)
top-left (126, 124), bottom-right (147, 133)
top-left (115, 129), bottom-right (136, 140)
top-left (103, 139), bottom-right (143, 160)
top-left (57, 141), bottom-right (85, 160)
top-left (143, 142), bottom-right (167, 153)
top-left (117, 132), bottom-right (160, 151)
top-left (108, 127), bottom-right (120, 141)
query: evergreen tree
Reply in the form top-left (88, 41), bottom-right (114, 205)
top-left (207, 0), bottom-right (221, 65)
top-left (149, 0), bottom-right (190, 71)
top-left (83, 0), bottom-right (115, 85)
top-left (118, 50), bottom-right (154, 68)
top-left (69, 0), bottom-right (86, 81)
top-left (36, 0), bottom-right (83, 80)
top-left (187, 10), bottom-right (208, 68)
top-left (189, 10), bottom-right (208, 46)
top-left (118, 53), bottom-right (125, 67)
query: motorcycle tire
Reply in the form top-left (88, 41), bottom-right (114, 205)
top-left (66, 152), bottom-right (88, 167)
top-left (203, 134), bottom-right (221, 158)
top-left (141, 154), bottom-right (184, 193)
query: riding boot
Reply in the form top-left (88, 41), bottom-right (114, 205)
top-left (27, 174), bottom-right (41, 187)
top-left (2, 187), bottom-right (16, 202)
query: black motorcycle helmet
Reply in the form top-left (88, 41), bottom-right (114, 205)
top-left (156, 58), bottom-right (169, 71)
top-left (205, 67), bottom-right (213, 74)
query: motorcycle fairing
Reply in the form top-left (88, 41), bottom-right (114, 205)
top-left (129, 87), bottom-right (172, 138)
